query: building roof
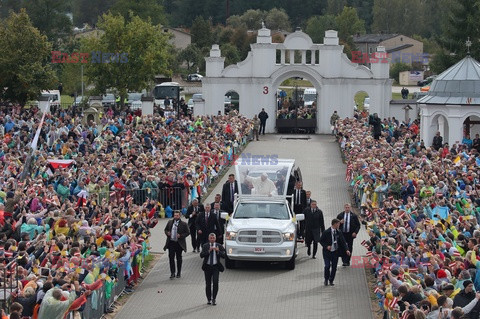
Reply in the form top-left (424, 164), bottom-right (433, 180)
top-left (353, 33), bottom-right (398, 43)
top-left (418, 55), bottom-right (480, 105)
top-left (386, 44), bottom-right (414, 53)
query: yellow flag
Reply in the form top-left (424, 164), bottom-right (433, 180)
top-left (454, 156), bottom-right (461, 165)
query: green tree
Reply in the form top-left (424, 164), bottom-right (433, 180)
top-left (265, 8), bottom-right (291, 31)
top-left (81, 13), bottom-right (171, 107)
top-left (0, 9), bottom-right (57, 106)
top-left (389, 62), bottom-right (412, 83)
top-left (226, 15), bottom-right (246, 29)
top-left (191, 16), bottom-right (212, 49)
top-left (371, 0), bottom-right (400, 33)
top-left (72, 0), bottom-right (115, 27)
top-left (25, 0), bottom-right (72, 40)
top-left (110, 0), bottom-right (166, 25)
top-left (221, 43), bottom-right (241, 67)
top-left (336, 7), bottom-right (365, 56)
top-left (326, 0), bottom-right (347, 15)
top-left (178, 44), bottom-right (203, 72)
top-left (305, 15), bottom-right (337, 44)
top-left (240, 9), bottom-right (265, 30)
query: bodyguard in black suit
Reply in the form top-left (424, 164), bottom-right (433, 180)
top-left (210, 194), bottom-right (223, 210)
top-left (319, 219), bottom-right (350, 286)
top-left (196, 205), bottom-right (221, 247)
top-left (163, 211), bottom-right (190, 278)
top-left (221, 174), bottom-right (239, 214)
top-left (305, 191), bottom-right (313, 207)
top-left (303, 200), bottom-right (325, 259)
top-left (336, 203), bottom-right (360, 266)
top-left (185, 198), bottom-right (204, 252)
top-left (200, 233), bottom-right (226, 305)
top-left (293, 182), bottom-right (307, 239)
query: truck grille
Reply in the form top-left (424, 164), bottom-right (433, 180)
top-left (237, 230), bottom-right (282, 244)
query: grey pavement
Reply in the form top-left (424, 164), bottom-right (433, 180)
top-left (115, 134), bottom-right (373, 319)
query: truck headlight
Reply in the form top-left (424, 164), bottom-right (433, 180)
top-left (283, 232), bottom-right (295, 241)
top-left (226, 231), bottom-right (237, 240)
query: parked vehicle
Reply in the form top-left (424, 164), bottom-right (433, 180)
top-left (221, 158), bottom-right (303, 270)
top-left (363, 97), bottom-right (370, 110)
top-left (153, 82), bottom-right (181, 108)
top-left (417, 75), bottom-right (437, 87)
top-left (192, 93), bottom-right (203, 101)
top-left (303, 88), bottom-right (317, 107)
top-left (102, 94), bottom-right (116, 108)
top-left (127, 93), bottom-right (143, 110)
top-left (412, 91), bottom-right (428, 100)
top-left (187, 73), bottom-right (203, 82)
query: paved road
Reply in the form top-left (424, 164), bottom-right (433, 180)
top-left (115, 134), bottom-right (373, 319)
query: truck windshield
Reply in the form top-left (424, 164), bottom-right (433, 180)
top-left (234, 203), bottom-right (289, 220)
top-left (304, 94), bottom-right (316, 102)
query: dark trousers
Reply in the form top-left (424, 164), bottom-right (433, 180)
top-left (305, 231), bottom-right (318, 257)
top-left (259, 122), bottom-right (266, 135)
top-left (341, 233), bottom-right (354, 264)
top-left (204, 265), bottom-right (219, 301)
top-left (297, 221), bottom-right (305, 238)
top-left (323, 250), bottom-right (339, 283)
top-left (168, 241), bottom-right (183, 275)
top-left (189, 223), bottom-right (199, 250)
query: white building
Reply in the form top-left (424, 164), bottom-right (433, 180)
top-left (199, 26), bottom-right (392, 134)
top-left (419, 55), bottom-right (480, 147)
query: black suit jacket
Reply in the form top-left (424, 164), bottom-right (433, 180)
top-left (221, 181), bottom-right (239, 212)
top-left (336, 211), bottom-right (361, 235)
top-left (163, 219), bottom-right (190, 252)
top-left (200, 242), bottom-right (226, 271)
top-left (319, 227), bottom-right (349, 254)
top-left (210, 201), bottom-right (223, 210)
top-left (303, 207), bottom-right (325, 233)
top-left (292, 189), bottom-right (307, 212)
top-left (196, 211), bottom-right (221, 236)
top-left (185, 204), bottom-right (204, 226)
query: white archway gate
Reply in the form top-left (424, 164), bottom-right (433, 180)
top-left (200, 27), bottom-right (393, 134)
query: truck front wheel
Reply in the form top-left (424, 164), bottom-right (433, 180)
top-left (225, 256), bottom-right (236, 269)
top-left (285, 253), bottom-right (296, 270)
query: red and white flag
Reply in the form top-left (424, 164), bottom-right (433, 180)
top-left (408, 267), bottom-right (418, 273)
top-left (401, 310), bottom-right (409, 319)
top-left (374, 287), bottom-right (382, 293)
top-left (361, 240), bottom-right (369, 248)
top-left (366, 251), bottom-right (373, 257)
top-left (389, 297), bottom-right (398, 308)
top-left (449, 262), bottom-right (457, 268)
top-left (47, 159), bottom-right (75, 169)
top-left (453, 251), bottom-right (461, 257)
top-left (396, 245), bottom-right (403, 252)
top-left (422, 262), bottom-right (431, 267)
top-left (398, 211), bottom-right (406, 218)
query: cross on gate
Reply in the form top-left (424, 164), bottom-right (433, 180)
top-left (466, 37), bottom-right (472, 54)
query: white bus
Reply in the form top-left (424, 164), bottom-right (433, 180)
top-left (303, 88), bottom-right (317, 107)
top-left (153, 82), bottom-right (181, 108)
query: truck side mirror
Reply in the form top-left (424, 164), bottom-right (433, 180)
top-left (220, 212), bottom-right (229, 220)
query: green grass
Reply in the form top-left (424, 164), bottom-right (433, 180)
top-left (61, 95), bottom-right (74, 105)
top-left (354, 91), bottom-right (368, 109)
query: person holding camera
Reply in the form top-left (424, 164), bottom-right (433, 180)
top-left (368, 113), bottom-right (382, 140)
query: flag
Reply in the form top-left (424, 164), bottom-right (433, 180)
top-left (389, 297), bottom-right (398, 308)
top-left (396, 244), bottom-right (403, 252)
top-left (422, 262), bottom-right (431, 267)
top-left (374, 287), bottom-right (382, 294)
top-left (453, 251), bottom-right (461, 257)
top-left (366, 210), bottom-right (372, 218)
top-left (454, 156), bottom-right (461, 165)
top-left (47, 159), bottom-right (75, 169)
top-left (31, 100), bottom-right (49, 151)
top-left (398, 211), bottom-right (405, 218)
top-left (345, 164), bottom-right (353, 182)
top-left (401, 310), bottom-right (409, 319)
top-left (449, 262), bottom-right (456, 268)
top-left (366, 251), bottom-right (373, 257)
top-left (408, 267), bottom-right (418, 273)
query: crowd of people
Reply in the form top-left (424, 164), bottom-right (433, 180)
top-left (0, 103), bottom-right (253, 319)
top-left (337, 111), bottom-right (480, 319)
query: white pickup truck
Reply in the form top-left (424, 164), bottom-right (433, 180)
top-left (221, 158), bottom-right (303, 270)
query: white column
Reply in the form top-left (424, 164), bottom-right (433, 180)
top-left (438, 116), bottom-right (445, 139)
top-left (289, 50), bottom-right (294, 64)
top-left (311, 50), bottom-right (315, 65)
top-left (448, 117), bottom-right (463, 146)
top-left (281, 50), bottom-right (285, 64)
top-left (301, 50), bottom-right (306, 64)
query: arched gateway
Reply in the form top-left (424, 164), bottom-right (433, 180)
top-left (199, 26), bottom-right (392, 134)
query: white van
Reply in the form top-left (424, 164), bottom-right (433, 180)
top-left (303, 88), bottom-right (316, 107)
top-left (221, 158), bottom-right (303, 270)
